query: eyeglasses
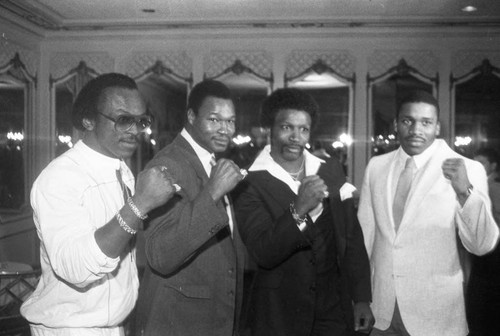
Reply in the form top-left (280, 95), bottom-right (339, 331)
top-left (97, 112), bottom-right (153, 132)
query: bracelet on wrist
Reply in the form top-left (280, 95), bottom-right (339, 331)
top-left (290, 202), bottom-right (308, 230)
top-left (116, 212), bottom-right (137, 235)
top-left (127, 197), bottom-right (148, 220)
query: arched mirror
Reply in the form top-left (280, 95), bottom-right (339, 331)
top-left (368, 59), bottom-right (438, 156)
top-left (451, 59), bottom-right (500, 158)
top-left (205, 60), bottom-right (273, 168)
top-left (0, 53), bottom-right (36, 210)
top-left (133, 61), bottom-right (191, 174)
top-left (50, 61), bottom-right (99, 157)
top-left (286, 59), bottom-right (354, 176)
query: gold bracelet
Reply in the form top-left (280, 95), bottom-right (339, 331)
top-left (116, 212), bottom-right (137, 235)
top-left (127, 197), bottom-right (148, 220)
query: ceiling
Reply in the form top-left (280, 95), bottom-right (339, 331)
top-left (1, 0), bottom-right (500, 32)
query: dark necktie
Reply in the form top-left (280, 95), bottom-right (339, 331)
top-left (393, 157), bottom-right (416, 232)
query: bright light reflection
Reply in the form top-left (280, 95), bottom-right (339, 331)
top-left (339, 133), bottom-right (353, 146)
top-left (150, 139), bottom-right (156, 146)
top-left (454, 136), bottom-right (472, 147)
top-left (7, 132), bottom-right (24, 141)
top-left (146, 128), bottom-right (152, 135)
top-left (232, 134), bottom-right (252, 146)
top-left (332, 141), bottom-right (344, 149)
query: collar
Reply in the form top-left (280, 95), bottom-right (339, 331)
top-left (77, 140), bottom-right (121, 171)
top-left (181, 128), bottom-right (213, 176)
top-left (396, 138), bottom-right (441, 170)
top-left (249, 144), bottom-right (325, 194)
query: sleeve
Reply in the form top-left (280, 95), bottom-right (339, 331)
top-left (456, 161), bottom-right (499, 256)
top-left (232, 180), bottom-right (311, 270)
top-left (31, 164), bottom-right (119, 288)
top-left (357, 160), bottom-right (376, 259)
top-left (341, 188), bottom-right (372, 303)
top-left (144, 158), bottom-right (230, 275)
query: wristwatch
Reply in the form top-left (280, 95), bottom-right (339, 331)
top-left (290, 202), bottom-right (308, 231)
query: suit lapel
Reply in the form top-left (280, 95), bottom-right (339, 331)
top-left (172, 135), bottom-right (210, 184)
top-left (397, 141), bottom-right (455, 235)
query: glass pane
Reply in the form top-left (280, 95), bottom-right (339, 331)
top-left (55, 84), bottom-right (75, 156)
top-left (371, 74), bottom-right (432, 156)
top-left (221, 74), bottom-right (269, 168)
top-left (0, 84), bottom-right (25, 209)
top-left (134, 75), bottom-right (188, 175)
top-left (289, 73), bottom-right (351, 171)
top-left (454, 74), bottom-right (500, 158)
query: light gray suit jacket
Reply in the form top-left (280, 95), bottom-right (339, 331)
top-left (358, 139), bottom-right (499, 336)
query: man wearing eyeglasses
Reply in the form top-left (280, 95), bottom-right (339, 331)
top-left (136, 80), bottom-right (247, 336)
top-left (21, 73), bottom-right (177, 336)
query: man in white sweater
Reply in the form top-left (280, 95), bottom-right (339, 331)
top-left (22, 73), bottom-right (176, 336)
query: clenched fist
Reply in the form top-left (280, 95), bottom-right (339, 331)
top-left (131, 165), bottom-right (177, 214)
top-left (294, 175), bottom-right (328, 217)
top-left (206, 158), bottom-right (246, 202)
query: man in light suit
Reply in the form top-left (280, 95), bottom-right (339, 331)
top-left (135, 80), bottom-right (247, 336)
top-left (357, 90), bottom-right (499, 336)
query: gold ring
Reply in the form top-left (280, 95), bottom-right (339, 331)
top-left (323, 191), bottom-right (329, 198)
top-left (240, 169), bottom-right (248, 178)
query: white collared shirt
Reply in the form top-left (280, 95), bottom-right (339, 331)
top-left (249, 145), bottom-right (326, 222)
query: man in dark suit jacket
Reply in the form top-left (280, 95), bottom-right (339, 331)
top-left (136, 80), bottom-right (247, 336)
top-left (233, 88), bottom-right (374, 336)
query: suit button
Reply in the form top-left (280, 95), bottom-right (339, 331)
top-left (309, 259), bottom-right (316, 265)
top-left (228, 268), bottom-right (234, 274)
top-left (228, 290), bottom-right (234, 296)
top-left (309, 283), bottom-right (316, 292)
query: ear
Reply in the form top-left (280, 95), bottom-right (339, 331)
top-left (436, 121), bottom-right (441, 136)
top-left (187, 109), bottom-right (196, 125)
top-left (82, 118), bottom-right (95, 131)
top-left (393, 118), bottom-right (398, 134)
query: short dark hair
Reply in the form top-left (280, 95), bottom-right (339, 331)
top-left (475, 147), bottom-right (500, 165)
top-left (396, 90), bottom-right (439, 119)
top-left (260, 88), bottom-right (319, 129)
top-left (187, 80), bottom-right (233, 116)
top-left (72, 73), bottom-right (138, 131)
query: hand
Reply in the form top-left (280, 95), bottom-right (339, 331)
top-left (353, 301), bottom-right (375, 332)
top-left (132, 165), bottom-right (177, 214)
top-left (206, 158), bottom-right (246, 202)
top-left (442, 158), bottom-right (471, 204)
top-left (294, 175), bottom-right (328, 217)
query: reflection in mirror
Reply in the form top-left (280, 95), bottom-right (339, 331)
top-left (452, 59), bottom-right (500, 158)
top-left (133, 61), bottom-right (191, 174)
top-left (286, 60), bottom-right (354, 175)
top-left (205, 60), bottom-right (272, 168)
top-left (51, 61), bottom-right (99, 157)
top-left (0, 54), bottom-right (35, 210)
top-left (368, 59), bottom-right (437, 156)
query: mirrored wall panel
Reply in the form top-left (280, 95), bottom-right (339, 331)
top-left (51, 61), bottom-right (99, 157)
top-left (133, 61), bottom-right (191, 174)
top-left (451, 59), bottom-right (500, 158)
top-left (286, 59), bottom-right (354, 174)
top-left (0, 54), bottom-right (35, 210)
top-left (368, 59), bottom-right (438, 156)
top-left (206, 60), bottom-right (272, 168)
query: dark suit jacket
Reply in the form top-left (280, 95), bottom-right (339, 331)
top-left (135, 135), bottom-right (245, 336)
top-left (232, 157), bottom-right (371, 336)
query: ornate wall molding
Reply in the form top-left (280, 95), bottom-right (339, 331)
top-left (118, 51), bottom-right (192, 79)
top-left (286, 50), bottom-right (355, 79)
top-left (0, 40), bottom-right (38, 77)
top-left (368, 50), bottom-right (438, 78)
top-left (204, 51), bottom-right (272, 79)
top-left (50, 52), bottom-right (114, 79)
top-left (452, 51), bottom-right (500, 78)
